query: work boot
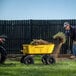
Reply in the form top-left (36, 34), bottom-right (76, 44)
top-left (70, 55), bottom-right (75, 59)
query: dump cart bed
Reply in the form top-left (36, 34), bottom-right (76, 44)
top-left (22, 44), bottom-right (55, 55)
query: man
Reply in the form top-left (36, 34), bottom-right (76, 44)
top-left (64, 22), bottom-right (76, 58)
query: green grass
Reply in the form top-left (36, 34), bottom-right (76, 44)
top-left (0, 58), bottom-right (76, 76)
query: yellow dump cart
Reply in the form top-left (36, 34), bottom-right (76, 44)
top-left (21, 32), bottom-right (65, 65)
top-left (21, 43), bottom-right (56, 64)
top-left (22, 44), bottom-right (54, 54)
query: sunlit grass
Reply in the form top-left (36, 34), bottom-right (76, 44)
top-left (0, 58), bottom-right (76, 76)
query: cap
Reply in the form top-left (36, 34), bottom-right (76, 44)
top-left (64, 22), bottom-right (70, 28)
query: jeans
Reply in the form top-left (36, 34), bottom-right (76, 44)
top-left (73, 42), bottom-right (76, 56)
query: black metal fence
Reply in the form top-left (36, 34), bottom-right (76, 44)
top-left (0, 19), bottom-right (76, 54)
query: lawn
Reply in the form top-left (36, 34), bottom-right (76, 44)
top-left (0, 58), bottom-right (76, 76)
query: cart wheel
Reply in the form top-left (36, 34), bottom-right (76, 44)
top-left (42, 55), bottom-right (55, 64)
top-left (22, 55), bottom-right (34, 64)
top-left (0, 46), bottom-right (7, 64)
top-left (42, 55), bottom-right (49, 65)
top-left (20, 55), bottom-right (27, 63)
top-left (47, 56), bottom-right (55, 64)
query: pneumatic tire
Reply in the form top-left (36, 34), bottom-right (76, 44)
top-left (21, 55), bottom-right (34, 64)
top-left (42, 55), bottom-right (55, 64)
top-left (0, 46), bottom-right (7, 64)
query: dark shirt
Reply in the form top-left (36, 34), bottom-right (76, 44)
top-left (65, 27), bottom-right (76, 41)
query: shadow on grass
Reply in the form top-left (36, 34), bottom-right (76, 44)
top-left (0, 63), bottom-right (16, 67)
